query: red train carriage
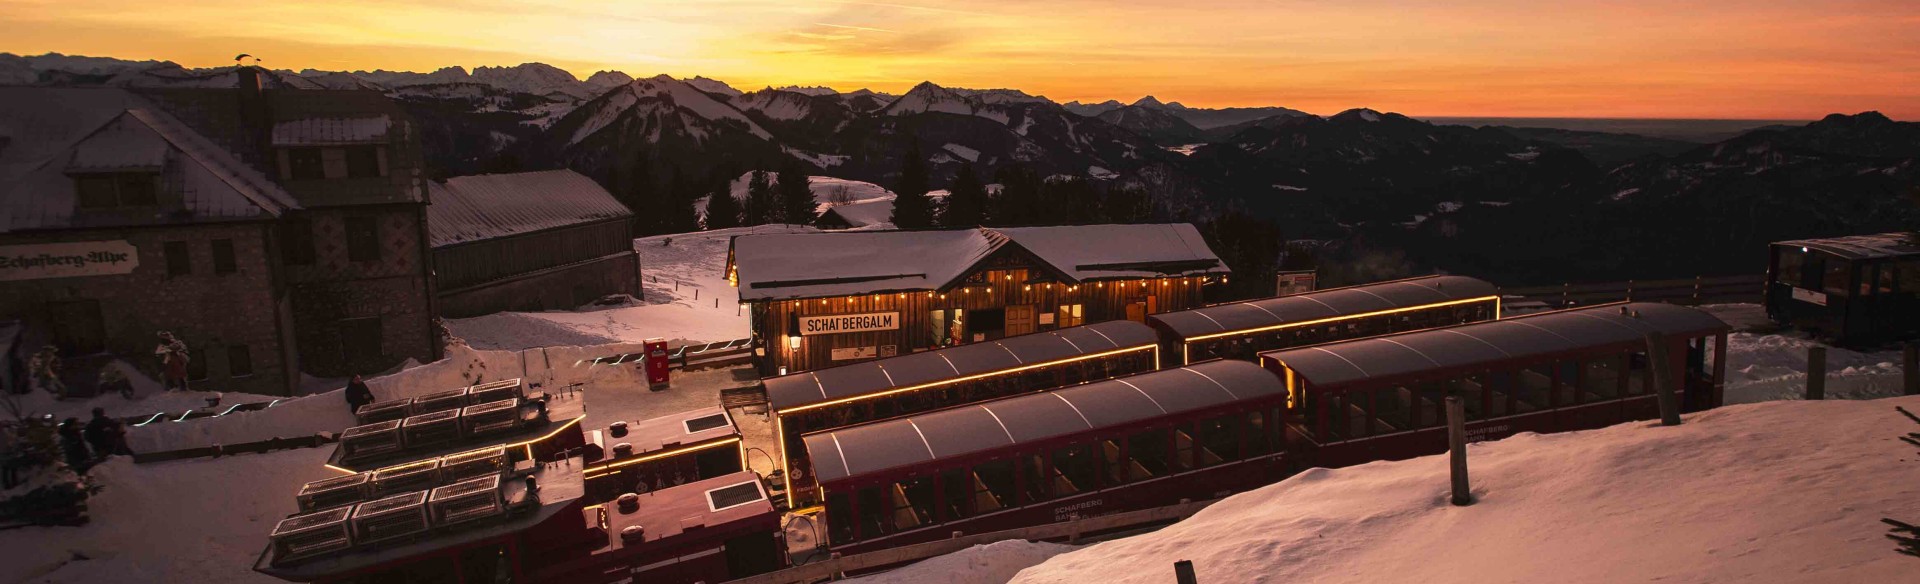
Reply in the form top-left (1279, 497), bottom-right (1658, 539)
top-left (330, 379), bottom-right (586, 473)
top-left (1148, 275), bottom-right (1501, 366)
top-left (765, 320), bottom-right (1161, 507)
top-left (1261, 302), bottom-right (1730, 470)
top-left (802, 359), bottom-right (1289, 555)
top-left (581, 406), bottom-right (746, 503)
top-left (258, 463), bottom-right (784, 584)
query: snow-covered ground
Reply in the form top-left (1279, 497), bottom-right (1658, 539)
top-left (1722, 331), bottom-right (1907, 404)
top-left (846, 540), bottom-right (1079, 584)
top-left (1009, 395), bottom-right (1920, 584)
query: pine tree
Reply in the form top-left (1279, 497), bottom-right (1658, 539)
top-left (703, 184), bottom-right (741, 230)
top-left (890, 141), bottom-right (935, 228)
top-left (743, 170), bottom-right (776, 226)
top-left (620, 149), bottom-right (657, 232)
top-left (940, 162), bottom-right (989, 227)
top-left (775, 161), bottom-right (817, 225)
top-left (660, 164), bottom-right (699, 234)
top-left (989, 164), bottom-right (1041, 226)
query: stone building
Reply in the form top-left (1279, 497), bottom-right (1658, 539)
top-left (426, 169), bottom-right (639, 317)
top-left (0, 70), bottom-right (438, 396)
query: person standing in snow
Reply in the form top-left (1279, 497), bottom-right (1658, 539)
top-left (57, 417), bottom-right (88, 470)
top-left (345, 375), bottom-right (374, 416)
top-left (29, 346), bottom-right (67, 399)
top-left (155, 332), bottom-right (190, 392)
top-left (83, 407), bottom-right (124, 460)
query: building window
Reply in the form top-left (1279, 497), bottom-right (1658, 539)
top-left (187, 342), bottom-right (208, 382)
top-left (228, 344), bottom-right (253, 377)
top-left (321, 148), bottom-right (349, 179)
top-left (345, 216), bottom-right (381, 262)
top-left (287, 149), bottom-right (326, 180)
top-left (281, 215), bottom-right (315, 265)
top-left (212, 239), bottom-right (237, 274)
top-left (164, 241), bottom-right (191, 276)
top-left (1056, 304), bottom-right (1084, 328)
top-left (74, 172), bottom-right (158, 208)
top-left (346, 146), bottom-right (383, 178)
top-left (340, 317), bottom-right (383, 368)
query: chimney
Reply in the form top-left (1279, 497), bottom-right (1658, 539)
top-left (236, 66), bottom-right (272, 157)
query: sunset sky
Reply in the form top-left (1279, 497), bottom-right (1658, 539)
top-left (3, 0), bottom-right (1915, 118)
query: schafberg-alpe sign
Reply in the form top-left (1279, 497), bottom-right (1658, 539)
top-left (798, 312), bottom-right (899, 336)
top-left (0, 241), bottom-right (140, 282)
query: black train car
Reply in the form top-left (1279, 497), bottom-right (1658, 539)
top-left (1766, 233), bottom-right (1920, 344)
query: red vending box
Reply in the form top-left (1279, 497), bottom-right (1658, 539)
top-left (644, 337), bottom-right (670, 390)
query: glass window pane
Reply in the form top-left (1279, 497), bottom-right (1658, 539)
top-left (1128, 428), bottom-right (1171, 477)
top-left (1021, 455), bottom-right (1049, 504)
top-left (826, 491), bottom-right (855, 544)
top-left (1197, 415), bottom-right (1240, 464)
top-left (974, 458), bottom-right (1015, 512)
top-left (1101, 439), bottom-right (1127, 486)
top-left (76, 176), bottom-right (117, 208)
top-left (1822, 257), bottom-right (1850, 296)
top-left (941, 470), bottom-right (970, 521)
top-left (1052, 444), bottom-right (1096, 496)
top-left (117, 173), bottom-right (157, 205)
top-left (856, 486), bottom-right (893, 538)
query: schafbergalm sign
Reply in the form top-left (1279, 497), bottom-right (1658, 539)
top-left (0, 240), bottom-right (140, 281)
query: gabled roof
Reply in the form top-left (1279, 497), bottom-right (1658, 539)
top-left (1149, 275), bottom-right (1499, 339)
top-left (1774, 232), bottom-right (1919, 261)
top-left (764, 319), bottom-right (1159, 411)
top-left (729, 224), bottom-right (1228, 301)
top-left (1, 107), bottom-right (299, 232)
top-left (426, 170), bottom-right (633, 247)
top-left (803, 359), bottom-right (1285, 484)
top-left (1262, 302), bottom-right (1730, 391)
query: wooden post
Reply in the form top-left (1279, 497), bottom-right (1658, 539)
top-left (1446, 395), bottom-right (1472, 506)
top-left (1693, 275), bottom-right (1703, 304)
top-left (1174, 560), bottom-right (1199, 584)
top-left (1645, 333), bottom-right (1682, 426)
top-left (1561, 283), bottom-right (1570, 307)
top-left (1807, 346), bottom-right (1827, 400)
top-left (1904, 343), bottom-right (1917, 396)
top-left (1625, 279), bottom-right (1634, 302)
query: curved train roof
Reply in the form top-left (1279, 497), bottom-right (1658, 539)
top-left (765, 320), bottom-right (1158, 411)
top-left (1148, 275), bottom-right (1499, 340)
top-left (1261, 302), bottom-right (1729, 391)
top-left (803, 359), bottom-right (1285, 484)
top-left (1773, 232), bottom-right (1920, 261)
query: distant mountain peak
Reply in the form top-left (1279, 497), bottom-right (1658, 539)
top-left (1817, 111), bottom-right (1892, 126)
top-left (1331, 108), bottom-right (1391, 123)
top-left (1133, 95), bottom-right (1167, 108)
top-left (584, 70), bottom-right (634, 88)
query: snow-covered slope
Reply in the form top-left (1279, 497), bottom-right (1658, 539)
top-left (1008, 394), bottom-right (1920, 584)
top-left (685, 76), bottom-right (743, 97)
top-left (561, 74), bottom-right (774, 146)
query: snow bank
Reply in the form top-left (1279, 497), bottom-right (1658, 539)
top-left (848, 540), bottom-right (1078, 584)
top-left (8, 359), bottom-right (277, 423)
top-left (0, 449), bottom-right (331, 583)
top-left (1722, 331), bottom-right (1906, 404)
top-left (1010, 395), bottom-right (1920, 584)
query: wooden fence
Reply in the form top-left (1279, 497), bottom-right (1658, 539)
top-left (1499, 274), bottom-right (1764, 308)
top-left (726, 498), bottom-right (1219, 584)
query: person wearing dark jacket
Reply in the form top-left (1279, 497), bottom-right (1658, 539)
top-left (345, 375), bottom-right (374, 416)
top-left (57, 417), bottom-right (89, 469)
top-left (84, 408), bottom-right (125, 460)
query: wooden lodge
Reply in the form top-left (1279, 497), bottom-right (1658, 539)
top-left (726, 224), bottom-right (1229, 375)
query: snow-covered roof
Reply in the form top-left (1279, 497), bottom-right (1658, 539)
top-left (426, 169), bottom-right (632, 248)
top-left (1774, 232), bottom-right (1919, 261)
top-left (803, 359), bottom-right (1284, 484)
top-left (1, 107), bottom-right (300, 232)
top-left (764, 320), bottom-right (1159, 411)
top-left (995, 224), bottom-right (1227, 282)
top-left (1149, 275), bottom-right (1498, 339)
top-left (729, 224), bottom-right (1227, 301)
top-left (1264, 302), bottom-right (1730, 391)
top-left (730, 229), bottom-right (998, 301)
top-left (270, 115), bottom-right (390, 146)
top-left (818, 198), bottom-right (895, 229)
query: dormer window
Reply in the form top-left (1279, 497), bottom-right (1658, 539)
top-left (272, 116), bottom-right (392, 181)
top-left (74, 172), bottom-right (159, 209)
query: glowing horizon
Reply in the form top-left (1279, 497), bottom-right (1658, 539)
top-left (2, 0), bottom-right (1914, 119)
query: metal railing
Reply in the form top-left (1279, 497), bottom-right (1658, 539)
top-left (1499, 274), bottom-right (1764, 308)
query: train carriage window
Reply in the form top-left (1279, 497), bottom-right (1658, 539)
top-left (1373, 387), bottom-right (1411, 433)
top-left (1556, 361), bottom-right (1581, 405)
top-left (1518, 365), bottom-right (1554, 410)
top-left (1197, 415), bottom-right (1240, 464)
top-left (1486, 372), bottom-right (1516, 416)
top-left (1875, 262), bottom-right (1895, 294)
top-left (1822, 257), bottom-right (1851, 296)
top-left (942, 470), bottom-right (972, 521)
top-left (1174, 423), bottom-right (1199, 468)
top-left (1776, 248), bottom-right (1804, 286)
top-left (975, 458), bottom-right (1017, 511)
top-left (1626, 349), bottom-right (1651, 396)
top-left (1128, 428), bottom-right (1172, 478)
top-left (856, 486), bottom-right (894, 539)
top-left (1101, 439), bottom-right (1129, 486)
top-left (1053, 444), bottom-right (1097, 494)
top-left (1583, 354), bottom-right (1624, 400)
top-left (826, 491), bottom-right (856, 544)
top-left (892, 476), bottom-right (936, 530)
top-left (1021, 455), bottom-right (1050, 504)
top-left (1245, 412), bottom-right (1272, 456)
top-left (1898, 260), bottom-right (1920, 297)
